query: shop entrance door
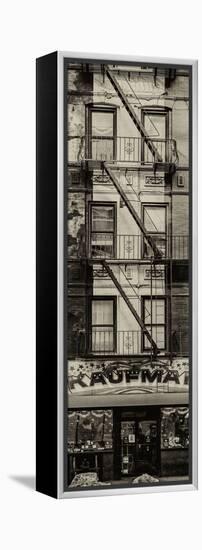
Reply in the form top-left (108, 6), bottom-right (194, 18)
top-left (120, 419), bottom-right (158, 477)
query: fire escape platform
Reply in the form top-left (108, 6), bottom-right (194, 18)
top-left (88, 258), bottom-right (188, 265)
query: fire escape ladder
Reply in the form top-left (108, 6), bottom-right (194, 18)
top-left (104, 163), bottom-right (162, 259)
top-left (102, 260), bottom-right (158, 356)
top-left (105, 66), bottom-right (162, 163)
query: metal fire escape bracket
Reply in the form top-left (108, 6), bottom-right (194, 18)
top-left (102, 259), bottom-right (159, 356)
top-left (105, 65), bottom-right (162, 163)
top-left (104, 163), bottom-right (162, 259)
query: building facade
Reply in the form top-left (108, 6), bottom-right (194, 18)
top-left (65, 61), bottom-right (190, 489)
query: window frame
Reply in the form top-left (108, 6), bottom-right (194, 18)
top-left (141, 203), bottom-right (168, 259)
top-left (89, 295), bottom-right (117, 354)
top-left (86, 104), bottom-right (117, 160)
top-left (141, 106), bottom-right (171, 163)
top-left (88, 201), bottom-right (117, 259)
top-left (161, 407), bottom-right (189, 450)
top-left (142, 295), bottom-right (167, 352)
top-left (67, 409), bottom-right (114, 450)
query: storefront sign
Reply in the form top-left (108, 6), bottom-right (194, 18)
top-left (68, 358), bottom-right (189, 396)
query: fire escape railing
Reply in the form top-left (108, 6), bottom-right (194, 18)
top-left (88, 234), bottom-right (189, 260)
top-left (67, 328), bottom-right (189, 357)
top-left (68, 234), bottom-right (189, 260)
top-left (68, 135), bottom-right (177, 164)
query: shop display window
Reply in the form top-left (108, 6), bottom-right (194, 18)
top-left (68, 409), bottom-right (113, 452)
top-left (161, 407), bottom-right (189, 449)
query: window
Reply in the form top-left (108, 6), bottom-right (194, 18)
top-left (89, 203), bottom-right (116, 258)
top-left (161, 407), bottom-right (189, 449)
top-left (68, 410), bottom-right (113, 452)
top-left (87, 106), bottom-right (117, 161)
top-left (143, 204), bottom-right (167, 258)
top-left (142, 297), bottom-right (166, 351)
top-left (90, 297), bottom-right (116, 352)
top-left (141, 108), bottom-right (170, 163)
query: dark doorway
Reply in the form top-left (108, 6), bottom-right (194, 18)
top-left (114, 408), bottom-right (160, 479)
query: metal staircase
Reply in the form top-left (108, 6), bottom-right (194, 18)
top-left (104, 163), bottom-right (162, 259)
top-left (105, 66), bottom-right (162, 163)
top-left (102, 259), bottom-right (158, 355)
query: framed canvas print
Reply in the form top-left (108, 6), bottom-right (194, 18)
top-left (36, 51), bottom-right (198, 498)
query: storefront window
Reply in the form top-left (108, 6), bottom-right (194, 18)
top-left (161, 407), bottom-right (189, 449)
top-left (68, 409), bottom-right (113, 452)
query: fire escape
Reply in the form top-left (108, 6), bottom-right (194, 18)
top-left (94, 66), bottom-right (175, 358)
top-left (68, 65), bottom-right (183, 359)
top-left (105, 66), bottom-right (163, 164)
